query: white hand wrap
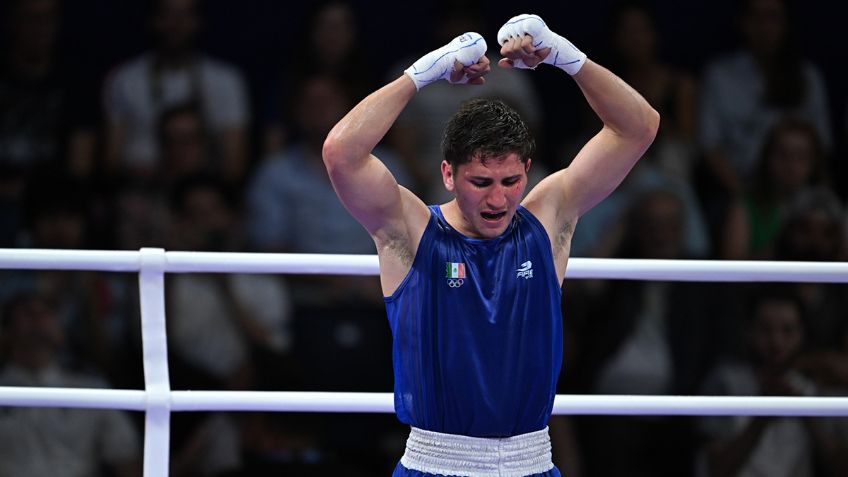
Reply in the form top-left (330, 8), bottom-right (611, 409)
top-left (497, 14), bottom-right (587, 75)
top-left (404, 32), bottom-right (487, 90)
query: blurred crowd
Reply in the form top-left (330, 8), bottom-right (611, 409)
top-left (0, 0), bottom-right (846, 475)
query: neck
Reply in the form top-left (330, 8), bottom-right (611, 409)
top-left (440, 201), bottom-right (477, 238)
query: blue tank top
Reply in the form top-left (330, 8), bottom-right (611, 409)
top-left (385, 205), bottom-right (563, 438)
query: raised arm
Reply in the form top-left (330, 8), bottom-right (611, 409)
top-left (497, 15), bottom-right (659, 262)
top-left (322, 75), bottom-right (422, 239)
top-left (322, 33), bottom-right (489, 293)
top-left (323, 32), bottom-right (489, 236)
top-left (563, 58), bottom-right (661, 216)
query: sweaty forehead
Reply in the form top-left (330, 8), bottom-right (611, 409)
top-left (460, 153), bottom-right (525, 173)
top-left (474, 150), bottom-right (524, 162)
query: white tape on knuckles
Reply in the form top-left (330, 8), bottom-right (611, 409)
top-left (497, 14), bottom-right (586, 74)
top-left (404, 32), bottom-right (488, 90)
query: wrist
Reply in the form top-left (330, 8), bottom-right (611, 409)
top-left (399, 73), bottom-right (419, 94)
top-left (544, 32), bottom-right (587, 75)
top-left (402, 69), bottom-right (428, 91)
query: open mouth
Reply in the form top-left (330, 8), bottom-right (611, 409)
top-left (481, 211), bottom-right (507, 222)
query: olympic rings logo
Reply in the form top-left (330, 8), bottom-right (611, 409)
top-left (447, 279), bottom-right (465, 288)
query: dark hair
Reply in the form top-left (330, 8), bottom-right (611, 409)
top-left (751, 117), bottom-right (827, 202)
top-left (774, 186), bottom-right (844, 262)
top-left (744, 284), bottom-right (809, 359)
top-left (441, 98), bottom-right (535, 167)
top-left (156, 100), bottom-right (206, 143)
top-left (745, 284), bottom-right (805, 323)
top-left (168, 173), bottom-right (238, 214)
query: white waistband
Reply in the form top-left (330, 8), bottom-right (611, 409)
top-left (400, 426), bottom-right (553, 477)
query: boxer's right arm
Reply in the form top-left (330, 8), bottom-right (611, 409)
top-left (324, 33), bottom-right (489, 295)
top-left (323, 33), bottom-right (490, 238)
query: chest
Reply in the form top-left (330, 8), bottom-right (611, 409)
top-left (426, 232), bottom-right (550, 305)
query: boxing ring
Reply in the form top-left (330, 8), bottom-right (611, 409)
top-left (1, 247), bottom-right (847, 476)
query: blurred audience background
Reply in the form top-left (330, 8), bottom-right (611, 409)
top-left (0, 0), bottom-right (846, 475)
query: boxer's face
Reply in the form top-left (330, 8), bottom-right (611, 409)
top-left (442, 153), bottom-right (529, 239)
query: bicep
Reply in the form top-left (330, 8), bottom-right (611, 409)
top-left (525, 126), bottom-right (651, 240)
top-left (561, 126), bottom-right (651, 217)
top-left (326, 153), bottom-right (424, 238)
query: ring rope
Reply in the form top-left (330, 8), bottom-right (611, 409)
top-left (2, 247), bottom-right (847, 477)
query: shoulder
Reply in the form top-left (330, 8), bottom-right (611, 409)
top-left (523, 172), bottom-right (577, 256)
top-left (523, 168), bottom-right (574, 220)
top-left (516, 205), bottom-right (551, 234)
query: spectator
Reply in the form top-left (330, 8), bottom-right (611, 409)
top-left (103, 0), bottom-right (250, 182)
top-left (696, 287), bottom-right (848, 477)
top-left (0, 0), bottom-right (98, 246)
top-left (247, 74), bottom-right (403, 468)
top-left (570, 162), bottom-right (710, 259)
top-left (105, 102), bottom-right (213, 251)
top-left (559, 5), bottom-right (710, 259)
top-left (165, 175), bottom-right (296, 477)
top-left (1, 175), bottom-right (131, 378)
top-left (110, 177), bottom-right (170, 250)
top-left (574, 188), bottom-right (734, 476)
top-left (247, 74), bottom-right (410, 259)
top-left (0, 0), bottom-right (97, 177)
top-left (605, 1), bottom-right (699, 182)
top-left (262, 0), bottom-right (375, 155)
top-left (775, 186), bottom-right (845, 263)
top-left (0, 292), bottom-right (142, 477)
top-left (167, 175), bottom-right (292, 391)
top-left (721, 118), bottom-right (829, 259)
top-left (156, 101), bottom-right (212, 184)
top-left (773, 187), bottom-right (848, 358)
top-left (698, 0), bottom-right (832, 198)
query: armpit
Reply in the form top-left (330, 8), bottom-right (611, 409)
top-left (381, 231), bottom-right (415, 268)
top-left (554, 220), bottom-right (575, 259)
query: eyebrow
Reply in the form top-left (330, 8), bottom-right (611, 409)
top-left (468, 174), bottom-right (522, 182)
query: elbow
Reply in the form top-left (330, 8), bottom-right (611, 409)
top-left (641, 107), bottom-right (661, 146)
top-left (323, 129), bottom-right (370, 175)
top-left (321, 132), bottom-right (343, 172)
top-left (632, 106), bottom-right (660, 148)
top-left (613, 105), bottom-right (660, 149)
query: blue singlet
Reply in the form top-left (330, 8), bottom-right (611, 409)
top-left (384, 205), bottom-right (564, 439)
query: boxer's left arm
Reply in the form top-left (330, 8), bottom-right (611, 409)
top-left (499, 15), bottom-right (659, 279)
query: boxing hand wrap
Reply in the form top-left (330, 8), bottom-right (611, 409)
top-left (404, 32), bottom-right (487, 90)
top-left (497, 14), bottom-right (587, 75)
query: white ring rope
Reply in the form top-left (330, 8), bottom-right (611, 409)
top-left (1, 247), bottom-right (846, 476)
top-left (3, 388), bottom-right (848, 417)
top-left (1, 248), bottom-right (847, 282)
